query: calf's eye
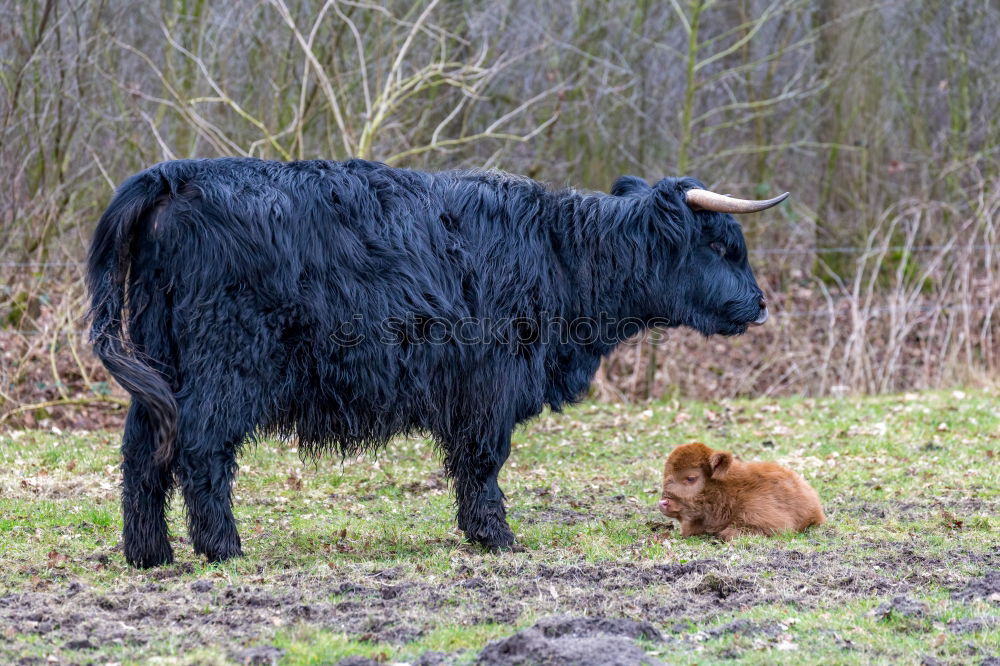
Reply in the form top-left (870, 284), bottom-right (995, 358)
top-left (709, 242), bottom-right (726, 257)
top-left (686, 476), bottom-right (697, 483)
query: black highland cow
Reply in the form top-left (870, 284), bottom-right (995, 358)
top-left (87, 157), bottom-right (785, 567)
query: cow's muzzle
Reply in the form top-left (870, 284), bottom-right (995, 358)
top-left (750, 299), bottom-right (769, 326)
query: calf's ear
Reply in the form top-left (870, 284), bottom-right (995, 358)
top-left (708, 451), bottom-right (733, 479)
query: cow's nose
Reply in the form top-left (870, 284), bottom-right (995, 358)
top-left (751, 298), bottom-right (769, 326)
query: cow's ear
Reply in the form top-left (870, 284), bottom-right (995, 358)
top-left (610, 175), bottom-right (650, 197)
top-left (708, 451), bottom-right (732, 479)
top-left (650, 178), bottom-right (696, 249)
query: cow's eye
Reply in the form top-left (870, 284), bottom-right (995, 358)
top-left (685, 476), bottom-right (697, 483)
top-left (709, 242), bottom-right (726, 257)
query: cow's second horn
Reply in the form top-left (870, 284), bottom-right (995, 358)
top-left (685, 189), bottom-right (789, 214)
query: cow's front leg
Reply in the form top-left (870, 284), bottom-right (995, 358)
top-left (445, 432), bottom-right (515, 550)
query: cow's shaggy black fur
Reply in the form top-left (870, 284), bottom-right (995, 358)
top-left (87, 158), bottom-right (767, 567)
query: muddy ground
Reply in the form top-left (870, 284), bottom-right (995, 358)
top-left (3, 507), bottom-right (998, 665)
top-left (3, 391), bottom-right (998, 664)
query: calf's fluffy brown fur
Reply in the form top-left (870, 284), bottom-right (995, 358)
top-left (659, 442), bottom-right (825, 540)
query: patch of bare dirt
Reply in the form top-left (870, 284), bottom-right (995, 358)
top-left (946, 617), bottom-right (997, 634)
top-left (1, 525), bottom-right (997, 663)
top-left (872, 595), bottom-right (929, 621)
top-left (707, 618), bottom-right (784, 638)
top-left (952, 570), bottom-right (1000, 605)
top-left (231, 644), bottom-right (284, 665)
top-left (476, 616), bottom-right (663, 666)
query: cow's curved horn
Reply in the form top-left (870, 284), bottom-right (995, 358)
top-left (685, 189), bottom-right (789, 214)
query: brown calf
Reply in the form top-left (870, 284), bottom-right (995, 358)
top-left (659, 442), bottom-right (825, 540)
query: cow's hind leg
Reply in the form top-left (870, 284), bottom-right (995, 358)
top-left (121, 403), bottom-right (175, 568)
top-left (445, 432), bottom-right (515, 550)
top-left (175, 405), bottom-right (248, 563)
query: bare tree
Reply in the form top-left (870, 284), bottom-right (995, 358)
top-left (1, 0), bottom-right (998, 426)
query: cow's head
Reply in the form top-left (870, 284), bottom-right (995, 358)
top-left (611, 176), bottom-right (786, 337)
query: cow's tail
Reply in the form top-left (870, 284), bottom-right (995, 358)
top-left (87, 170), bottom-right (178, 464)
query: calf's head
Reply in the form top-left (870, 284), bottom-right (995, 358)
top-left (611, 177), bottom-right (786, 336)
top-left (659, 441), bottom-right (733, 518)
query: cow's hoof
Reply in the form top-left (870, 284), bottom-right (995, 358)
top-left (201, 542), bottom-right (244, 563)
top-left (124, 543), bottom-right (174, 569)
top-left (193, 532), bottom-right (243, 563)
top-left (205, 548), bottom-right (243, 564)
top-left (467, 522), bottom-right (516, 552)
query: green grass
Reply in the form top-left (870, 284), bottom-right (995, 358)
top-left (1, 388), bottom-right (998, 664)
